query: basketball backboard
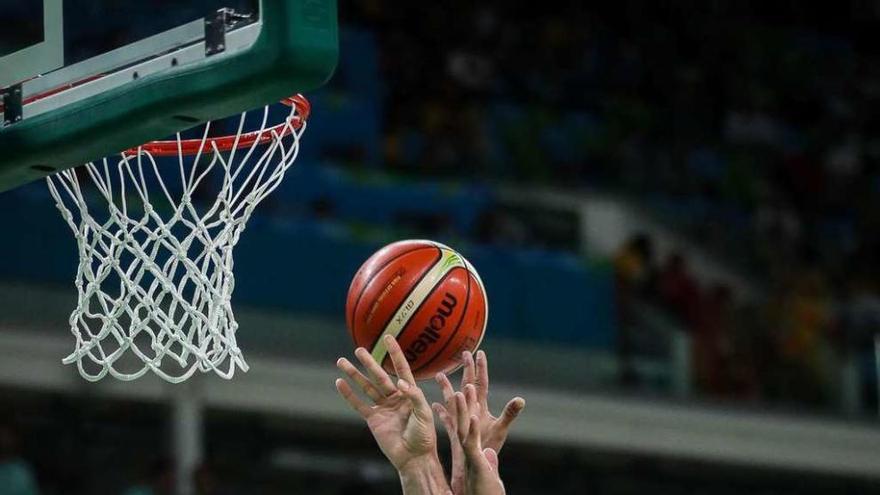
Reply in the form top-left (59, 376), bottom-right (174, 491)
top-left (0, 0), bottom-right (338, 192)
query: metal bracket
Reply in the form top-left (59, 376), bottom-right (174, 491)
top-left (1, 84), bottom-right (23, 127)
top-left (205, 8), bottom-right (253, 57)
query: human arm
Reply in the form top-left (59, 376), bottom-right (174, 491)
top-left (335, 334), bottom-right (451, 494)
top-left (438, 384), bottom-right (506, 495)
top-left (433, 350), bottom-right (524, 494)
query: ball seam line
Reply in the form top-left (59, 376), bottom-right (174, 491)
top-left (348, 244), bottom-right (438, 343)
top-left (410, 266), bottom-right (472, 375)
top-left (369, 248), bottom-right (465, 366)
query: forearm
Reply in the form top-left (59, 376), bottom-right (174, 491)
top-left (398, 455), bottom-right (451, 495)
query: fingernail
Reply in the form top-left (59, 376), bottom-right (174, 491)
top-left (477, 350), bottom-right (486, 361)
top-left (397, 379), bottom-right (409, 390)
top-left (463, 350), bottom-right (472, 361)
top-left (384, 335), bottom-right (395, 344)
top-left (435, 373), bottom-right (444, 383)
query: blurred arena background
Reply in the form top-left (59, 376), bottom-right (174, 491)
top-left (2, 0), bottom-right (880, 493)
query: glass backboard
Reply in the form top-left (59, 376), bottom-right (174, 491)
top-left (0, 0), bottom-right (338, 192)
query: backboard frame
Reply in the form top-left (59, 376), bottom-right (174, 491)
top-left (0, 0), bottom-right (64, 89)
top-left (0, 0), bottom-right (338, 193)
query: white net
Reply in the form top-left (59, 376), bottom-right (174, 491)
top-left (46, 101), bottom-right (307, 383)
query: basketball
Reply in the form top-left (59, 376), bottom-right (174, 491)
top-left (346, 240), bottom-right (488, 381)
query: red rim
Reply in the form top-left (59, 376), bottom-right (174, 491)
top-left (125, 94), bottom-right (310, 157)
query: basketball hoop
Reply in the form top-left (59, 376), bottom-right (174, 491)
top-left (46, 95), bottom-right (310, 383)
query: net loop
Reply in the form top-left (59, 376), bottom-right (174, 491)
top-left (46, 95), bottom-right (309, 383)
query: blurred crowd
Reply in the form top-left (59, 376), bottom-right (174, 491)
top-left (616, 234), bottom-right (810, 405)
top-left (340, 1), bottom-right (880, 409)
top-left (5, 0), bottom-right (879, 414)
top-left (346, 0), bottom-right (880, 286)
top-left (615, 230), bottom-right (879, 410)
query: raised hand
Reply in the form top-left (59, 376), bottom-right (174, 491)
top-left (468, 350), bottom-right (525, 452)
top-left (433, 350), bottom-right (524, 494)
top-left (433, 393), bottom-right (466, 495)
top-left (442, 384), bottom-right (506, 495)
top-left (335, 335), bottom-right (449, 494)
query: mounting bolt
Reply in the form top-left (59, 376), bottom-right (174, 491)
top-left (204, 8), bottom-right (252, 57)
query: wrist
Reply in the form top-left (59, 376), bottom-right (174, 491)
top-left (398, 452), bottom-right (443, 476)
top-left (398, 453), bottom-right (449, 494)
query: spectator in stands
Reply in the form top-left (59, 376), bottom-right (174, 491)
top-left (776, 269), bottom-right (833, 404)
top-left (614, 234), bottom-right (655, 297)
top-left (657, 252), bottom-right (701, 328)
top-left (0, 423), bottom-right (39, 495)
top-left (614, 233), bottom-right (655, 385)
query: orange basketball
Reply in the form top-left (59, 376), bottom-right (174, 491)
top-left (346, 240), bottom-right (488, 381)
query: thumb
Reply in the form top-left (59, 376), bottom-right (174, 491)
top-left (398, 379), bottom-right (433, 422)
top-left (483, 447), bottom-right (499, 473)
top-left (497, 397), bottom-right (525, 430)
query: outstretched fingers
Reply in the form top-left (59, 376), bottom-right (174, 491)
top-left (464, 383), bottom-right (480, 416)
top-left (454, 391), bottom-right (470, 444)
top-left (497, 397), bottom-right (526, 431)
top-left (436, 372), bottom-right (459, 419)
top-left (475, 350), bottom-right (490, 406)
top-left (335, 378), bottom-right (372, 418)
top-left (337, 357), bottom-right (383, 402)
top-left (464, 414), bottom-right (488, 468)
top-left (436, 372), bottom-right (456, 403)
top-left (432, 402), bottom-right (453, 434)
top-left (354, 347), bottom-right (397, 396)
top-left (433, 400), bottom-right (466, 495)
top-left (385, 335), bottom-right (417, 385)
top-left (460, 350), bottom-right (477, 390)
